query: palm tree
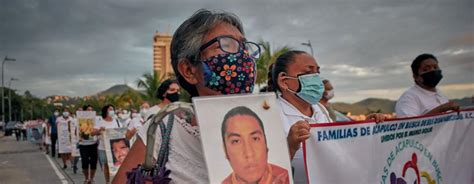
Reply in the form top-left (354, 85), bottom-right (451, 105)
top-left (136, 71), bottom-right (164, 101)
top-left (115, 89), bottom-right (144, 109)
top-left (255, 41), bottom-right (291, 88)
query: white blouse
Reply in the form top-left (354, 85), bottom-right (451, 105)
top-left (277, 97), bottom-right (332, 184)
top-left (138, 114), bottom-right (208, 184)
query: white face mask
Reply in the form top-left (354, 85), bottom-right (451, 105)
top-left (139, 108), bottom-right (148, 118)
top-left (118, 114), bottom-right (128, 120)
top-left (62, 112), bottom-right (70, 117)
top-left (324, 89), bottom-right (335, 100)
top-left (54, 112), bottom-right (59, 116)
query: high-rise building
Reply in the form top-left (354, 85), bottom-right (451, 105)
top-left (153, 31), bottom-right (173, 78)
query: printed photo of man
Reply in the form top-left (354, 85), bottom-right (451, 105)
top-left (221, 106), bottom-right (289, 184)
top-left (110, 139), bottom-right (130, 167)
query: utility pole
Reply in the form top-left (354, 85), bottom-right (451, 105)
top-left (2, 56), bottom-right (16, 123)
top-left (8, 78), bottom-right (18, 122)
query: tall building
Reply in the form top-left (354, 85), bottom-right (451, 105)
top-left (153, 31), bottom-right (173, 78)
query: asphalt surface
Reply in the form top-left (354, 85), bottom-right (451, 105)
top-left (0, 132), bottom-right (106, 184)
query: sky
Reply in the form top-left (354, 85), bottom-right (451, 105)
top-left (1, 0), bottom-right (473, 103)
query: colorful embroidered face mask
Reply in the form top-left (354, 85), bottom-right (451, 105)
top-left (202, 49), bottom-right (256, 94)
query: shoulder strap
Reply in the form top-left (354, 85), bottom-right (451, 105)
top-left (143, 102), bottom-right (194, 170)
top-left (156, 115), bottom-right (174, 168)
top-left (116, 119), bottom-right (121, 128)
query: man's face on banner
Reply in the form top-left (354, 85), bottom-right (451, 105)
top-left (224, 114), bottom-right (268, 183)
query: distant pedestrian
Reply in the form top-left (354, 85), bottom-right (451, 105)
top-left (21, 122), bottom-right (27, 141)
top-left (42, 120), bottom-right (51, 154)
top-left (56, 108), bottom-right (74, 169)
top-left (48, 110), bottom-right (60, 157)
top-left (126, 80), bottom-right (181, 140)
top-left (14, 123), bottom-right (22, 141)
top-left (31, 121), bottom-right (43, 150)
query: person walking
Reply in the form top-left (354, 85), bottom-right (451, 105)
top-left (93, 104), bottom-right (121, 184)
top-left (48, 110), bottom-right (60, 158)
top-left (56, 108), bottom-right (74, 169)
top-left (78, 105), bottom-right (99, 184)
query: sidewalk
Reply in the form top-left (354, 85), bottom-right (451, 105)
top-left (48, 146), bottom-right (107, 184)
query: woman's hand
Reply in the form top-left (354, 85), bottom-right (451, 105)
top-left (125, 128), bottom-right (137, 140)
top-left (287, 120), bottom-right (311, 159)
top-left (366, 113), bottom-right (387, 124)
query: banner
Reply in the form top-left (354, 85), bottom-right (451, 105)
top-left (57, 118), bottom-right (74, 154)
top-left (70, 118), bottom-right (79, 157)
top-left (76, 111), bottom-right (97, 143)
top-left (303, 110), bottom-right (474, 184)
top-left (103, 128), bottom-right (129, 179)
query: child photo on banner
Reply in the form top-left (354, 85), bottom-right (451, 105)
top-left (193, 93), bottom-right (293, 184)
top-left (103, 128), bottom-right (129, 178)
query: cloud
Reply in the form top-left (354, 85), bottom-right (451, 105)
top-left (326, 64), bottom-right (380, 77)
top-left (0, 0), bottom-right (472, 103)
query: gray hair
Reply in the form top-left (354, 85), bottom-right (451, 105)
top-left (170, 9), bottom-right (244, 97)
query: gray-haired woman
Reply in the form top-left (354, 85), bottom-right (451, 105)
top-left (114, 9), bottom-right (261, 183)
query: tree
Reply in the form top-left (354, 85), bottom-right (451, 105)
top-left (255, 41), bottom-right (291, 87)
top-left (136, 71), bottom-right (164, 101)
top-left (115, 89), bottom-right (144, 109)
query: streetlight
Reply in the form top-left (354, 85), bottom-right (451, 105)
top-left (2, 56), bottom-right (16, 124)
top-left (301, 40), bottom-right (314, 56)
top-left (8, 78), bottom-right (18, 122)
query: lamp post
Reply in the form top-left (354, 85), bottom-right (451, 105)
top-left (301, 40), bottom-right (314, 56)
top-left (8, 78), bottom-right (18, 122)
top-left (2, 56), bottom-right (16, 124)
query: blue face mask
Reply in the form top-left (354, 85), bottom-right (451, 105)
top-left (108, 110), bottom-right (115, 118)
top-left (285, 73), bottom-right (325, 105)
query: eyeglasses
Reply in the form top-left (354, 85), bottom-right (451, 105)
top-left (199, 36), bottom-right (262, 59)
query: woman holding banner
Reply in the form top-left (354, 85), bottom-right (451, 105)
top-left (114, 9), bottom-right (261, 183)
top-left (93, 104), bottom-right (122, 184)
top-left (79, 105), bottom-right (98, 184)
top-left (56, 108), bottom-right (74, 170)
top-left (271, 50), bottom-right (331, 184)
top-left (271, 50), bottom-right (387, 183)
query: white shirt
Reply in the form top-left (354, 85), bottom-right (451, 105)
top-left (395, 85), bottom-right (449, 118)
top-left (118, 118), bottom-right (131, 127)
top-left (137, 114), bottom-right (208, 183)
top-left (277, 97), bottom-right (332, 184)
top-left (127, 117), bottom-right (144, 131)
top-left (94, 118), bottom-right (122, 150)
top-left (144, 105), bottom-right (161, 120)
top-left (131, 105), bottom-right (161, 132)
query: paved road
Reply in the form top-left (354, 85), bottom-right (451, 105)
top-left (0, 134), bottom-right (67, 184)
top-left (0, 133), bottom-right (106, 184)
